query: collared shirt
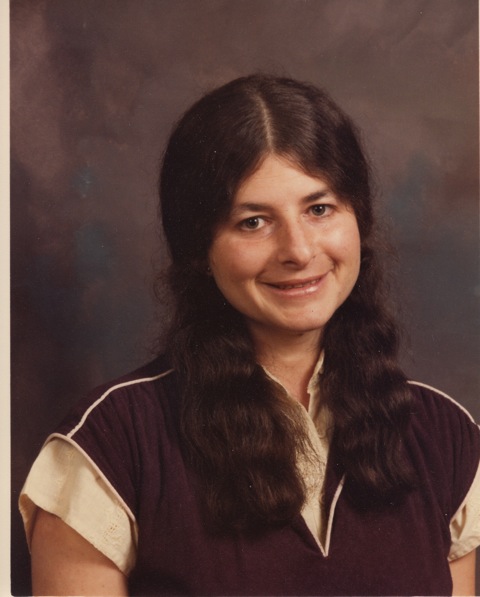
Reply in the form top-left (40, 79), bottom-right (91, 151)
top-left (20, 358), bottom-right (480, 575)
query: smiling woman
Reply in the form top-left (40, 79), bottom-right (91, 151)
top-left (19, 75), bottom-right (480, 596)
top-left (208, 155), bottom-right (361, 360)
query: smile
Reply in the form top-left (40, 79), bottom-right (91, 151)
top-left (266, 276), bottom-right (325, 290)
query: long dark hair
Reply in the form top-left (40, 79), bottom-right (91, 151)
top-left (159, 74), bottom-right (414, 532)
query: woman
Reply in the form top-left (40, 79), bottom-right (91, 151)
top-left (20, 74), bottom-right (480, 596)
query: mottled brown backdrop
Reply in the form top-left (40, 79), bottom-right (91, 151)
top-left (11, 1), bottom-right (479, 594)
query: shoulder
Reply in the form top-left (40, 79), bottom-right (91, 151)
top-left (46, 356), bottom-right (179, 515)
top-left (55, 355), bottom-right (177, 440)
top-left (406, 380), bottom-right (480, 514)
top-left (85, 354), bottom-right (176, 409)
top-left (407, 380), bottom-right (478, 436)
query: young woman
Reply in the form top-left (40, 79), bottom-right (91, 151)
top-left (20, 74), bottom-right (480, 596)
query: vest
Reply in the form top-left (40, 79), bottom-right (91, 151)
top-left (54, 356), bottom-right (480, 596)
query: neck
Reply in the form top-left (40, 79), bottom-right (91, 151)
top-left (251, 328), bottom-right (322, 408)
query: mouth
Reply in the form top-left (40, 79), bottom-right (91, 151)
top-left (266, 276), bottom-right (324, 290)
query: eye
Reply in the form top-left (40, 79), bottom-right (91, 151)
top-left (310, 204), bottom-right (331, 217)
top-left (239, 216), bottom-right (265, 231)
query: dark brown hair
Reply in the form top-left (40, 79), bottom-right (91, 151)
top-left (159, 74), bottom-right (414, 531)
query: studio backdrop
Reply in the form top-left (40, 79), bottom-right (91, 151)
top-left (11, 1), bottom-right (479, 595)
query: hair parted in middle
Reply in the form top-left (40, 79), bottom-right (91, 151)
top-left (159, 74), bottom-right (415, 533)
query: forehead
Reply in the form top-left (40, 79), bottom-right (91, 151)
top-left (234, 154), bottom-right (332, 203)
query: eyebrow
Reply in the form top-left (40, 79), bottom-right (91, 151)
top-left (231, 191), bottom-right (331, 216)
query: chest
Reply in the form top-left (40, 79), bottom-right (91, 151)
top-left (129, 435), bottom-right (452, 596)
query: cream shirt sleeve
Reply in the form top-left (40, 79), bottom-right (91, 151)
top-left (19, 423), bottom-right (477, 572)
top-left (448, 459), bottom-right (480, 561)
top-left (19, 437), bottom-right (138, 575)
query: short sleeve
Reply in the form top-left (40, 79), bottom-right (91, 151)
top-left (449, 459), bottom-right (480, 561)
top-left (19, 437), bottom-right (138, 575)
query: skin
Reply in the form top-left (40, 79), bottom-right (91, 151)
top-left (31, 509), bottom-right (128, 596)
top-left (30, 153), bottom-right (477, 594)
top-left (450, 550), bottom-right (476, 596)
top-left (208, 154), bottom-right (361, 403)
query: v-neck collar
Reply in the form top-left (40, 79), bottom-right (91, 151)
top-left (262, 352), bottom-right (345, 556)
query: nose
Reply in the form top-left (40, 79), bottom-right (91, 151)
top-left (276, 219), bottom-right (315, 268)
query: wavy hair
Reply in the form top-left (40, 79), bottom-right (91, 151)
top-left (159, 74), bottom-right (415, 531)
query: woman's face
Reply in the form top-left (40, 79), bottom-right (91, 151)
top-left (208, 154), bottom-right (361, 348)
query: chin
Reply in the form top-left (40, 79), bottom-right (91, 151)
top-left (280, 323), bottom-right (327, 337)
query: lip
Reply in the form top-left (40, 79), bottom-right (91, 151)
top-left (262, 274), bottom-right (328, 295)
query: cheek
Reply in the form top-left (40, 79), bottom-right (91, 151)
top-left (336, 223), bottom-right (362, 281)
top-left (210, 241), bottom-right (261, 282)
top-left (351, 233), bottom-right (362, 271)
top-left (209, 251), bottom-right (256, 314)
top-left (334, 220), bottom-right (361, 257)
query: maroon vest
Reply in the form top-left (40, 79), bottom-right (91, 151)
top-left (55, 357), bottom-right (480, 596)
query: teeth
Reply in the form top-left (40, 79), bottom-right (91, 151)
top-left (277, 279), bottom-right (318, 289)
